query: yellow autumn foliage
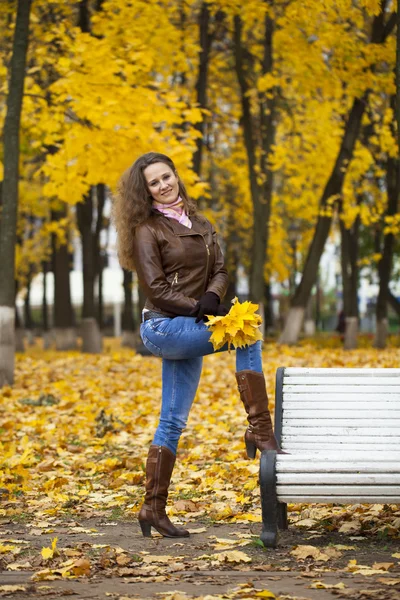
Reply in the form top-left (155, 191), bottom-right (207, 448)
top-left (1, 0), bottom-right (397, 290)
top-left (0, 339), bottom-right (399, 530)
top-left (41, 537), bottom-right (59, 561)
top-left (206, 298), bottom-right (263, 351)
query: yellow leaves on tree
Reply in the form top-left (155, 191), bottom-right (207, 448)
top-left (206, 298), bottom-right (263, 351)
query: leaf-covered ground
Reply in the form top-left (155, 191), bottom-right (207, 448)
top-left (1, 338), bottom-right (400, 599)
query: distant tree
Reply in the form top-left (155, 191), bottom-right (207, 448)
top-left (0, 0), bottom-right (32, 387)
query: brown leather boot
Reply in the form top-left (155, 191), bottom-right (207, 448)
top-left (138, 445), bottom-right (189, 538)
top-left (235, 370), bottom-right (284, 458)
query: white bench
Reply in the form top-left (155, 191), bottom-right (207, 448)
top-left (259, 367), bottom-right (400, 547)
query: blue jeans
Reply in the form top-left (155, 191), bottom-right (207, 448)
top-left (140, 315), bottom-right (263, 455)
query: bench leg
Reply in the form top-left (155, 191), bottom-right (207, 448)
top-left (278, 503), bottom-right (288, 530)
top-left (259, 449), bottom-right (278, 548)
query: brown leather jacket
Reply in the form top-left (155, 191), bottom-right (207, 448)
top-left (132, 211), bottom-right (229, 317)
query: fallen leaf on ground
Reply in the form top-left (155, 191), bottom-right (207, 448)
top-left (372, 562), bottom-right (394, 571)
top-left (290, 545), bottom-right (342, 562)
top-left (345, 559), bottom-right (391, 576)
top-left (41, 537), bottom-right (59, 560)
top-left (377, 578), bottom-right (400, 586)
top-left (0, 587), bottom-right (26, 597)
top-left (198, 550), bottom-right (251, 563)
top-left (0, 545), bottom-right (20, 554)
top-left (187, 528), bottom-right (207, 534)
top-left (142, 555), bottom-right (184, 564)
top-left (295, 518), bottom-right (317, 527)
top-left (309, 581), bottom-right (346, 589)
top-left (338, 521), bottom-right (361, 533)
top-left (6, 562), bottom-right (33, 571)
top-left (70, 558), bottom-right (91, 576)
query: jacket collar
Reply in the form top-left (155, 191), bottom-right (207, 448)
top-left (152, 210), bottom-right (207, 235)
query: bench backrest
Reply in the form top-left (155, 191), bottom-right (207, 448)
top-left (275, 367), bottom-right (400, 455)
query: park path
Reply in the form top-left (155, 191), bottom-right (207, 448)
top-left (1, 519), bottom-right (399, 600)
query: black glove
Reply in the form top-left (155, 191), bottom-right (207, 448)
top-left (191, 292), bottom-right (220, 323)
top-left (216, 304), bottom-right (229, 317)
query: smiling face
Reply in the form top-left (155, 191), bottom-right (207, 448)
top-left (143, 162), bottom-right (180, 205)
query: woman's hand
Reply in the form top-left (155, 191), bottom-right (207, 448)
top-left (191, 292), bottom-right (220, 323)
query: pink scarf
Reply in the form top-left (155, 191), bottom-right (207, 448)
top-left (153, 196), bottom-right (192, 229)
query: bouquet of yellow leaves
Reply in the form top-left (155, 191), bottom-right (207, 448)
top-left (205, 297), bottom-right (263, 351)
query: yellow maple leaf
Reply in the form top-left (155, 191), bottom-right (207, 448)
top-left (213, 550), bottom-right (251, 563)
top-left (41, 537), bottom-right (58, 561)
top-left (0, 545), bottom-right (17, 554)
top-left (309, 581), bottom-right (346, 590)
top-left (41, 547), bottom-right (53, 560)
top-left (206, 297), bottom-right (263, 350)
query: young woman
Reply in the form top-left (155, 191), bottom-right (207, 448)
top-left (113, 152), bottom-right (281, 539)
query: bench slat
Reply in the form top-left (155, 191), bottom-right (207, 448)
top-left (283, 419), bottom-right (400, 427)
top-left (278, 495), bottom-right (400, 503)
top-left (281, 441), bottom-right (400, 450)
top-left (283, 385), bottom-right (400, 393)
top-left (284, 368), bottom-right (400, 375)
top-left (283, 410), bottom-right (400, 419)
top-left (277, 451), bottom-right (400, 457)
top-left (276, 462), bottom-right (400, 473)
top-left (283, 427), bottom-right (400, 436)
top-left (278, 474), bottom-right (400, 484)
top-left (284, 394), bottom-right (400, 403)
top-left (283, 402), bottom-right (400, 411)
top-left (284, 376), bottom-right (400, 385)
top-left (276, 485), bottom-right (400, 495)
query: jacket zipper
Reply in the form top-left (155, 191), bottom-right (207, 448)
top-left (174, 229), bottom-right (211, 292)
top-left (204, 238), bottom-right (210, 292)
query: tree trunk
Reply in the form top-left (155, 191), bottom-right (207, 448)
top-left (24, 273), bottom-right (35, 345)
top-left (121, 269), bottom-right (136, 347)
top-left (263, 282), bottom-right (274, 334)
top-left (256, 5), bottom-right (275, 312)
top-left (98, 258), bottom-right (104, 329)
top-left (42, 261), bottom-right (49, 332)
top-left (375, 6), bottom-right (400, 347)
top-left (374, 150), bottom-right (398, 348)
top-left (279, 4), bottom-right (394, 344)
top-left (340, 214), bottom-right (360, 349)
top-left (52, 211), bottom-right (77, 350)
top-left (303, 295), bottom-right (316, 337)
top-left (42, 260), bottom-right (52, 349)
top-left (76, 189), bottom-right (102, 353)
top-left (279, 96), bottom-right (367, 344)
top-left (389, 291), bottom-right (400, 318)
top-left (233, 8), bottom-right (275, 309)
top-left (79, 0), bottom-right (91, 33)
top-left (14, 283), bottom-right (25, 353)
top-left (222, 235), bottom-right (238, 306)
top-left (192, 2), bottom-right (212, 177)
top-left (0, 0), bottom-right (32, 387)
top-left (75, 0), bottom-right (101, 352)
top-left (95, 183), bottom-right (106, 329)
top-left (136, 286), bottom-right (152, 355)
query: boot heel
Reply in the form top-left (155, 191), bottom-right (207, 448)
top-left (245, 439), bottom-right (256, 459)
top-left (139, 520), bottom-right (152, 537)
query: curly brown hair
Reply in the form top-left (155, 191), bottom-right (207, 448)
top-left (113, 152), bottom-right (197, 271)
